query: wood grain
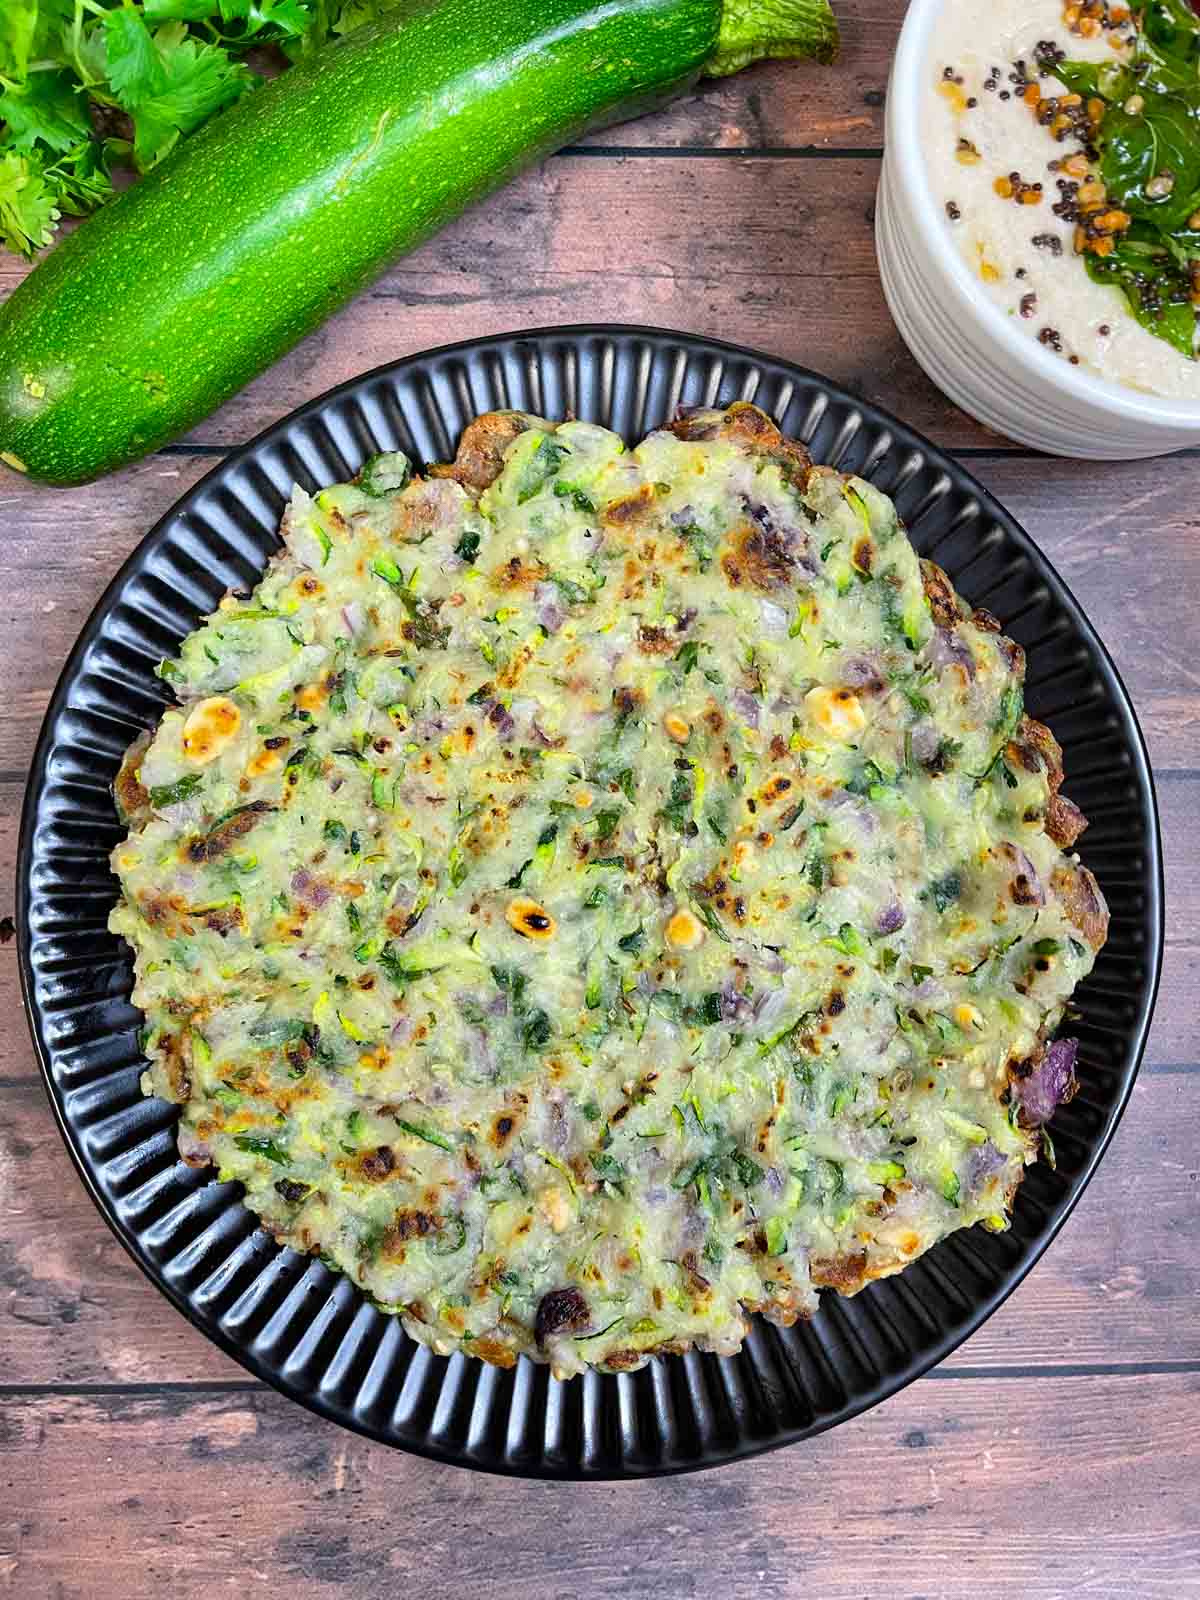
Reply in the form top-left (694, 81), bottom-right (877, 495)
top-left (1, 1377), bottom-right (1197, 1600)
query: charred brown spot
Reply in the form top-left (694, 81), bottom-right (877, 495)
top-left (1008, 717), bottom-right (1086, 847)
top-left (381, 1209), bottom-right (438, 1258)
top-left (494, 554), bottom-right (546, 592)
top-left (187, 801), bottom-right (275, 864)
top-left (275, 1178), bottom-right (310, 1205)
top-left (534, 1286), bottom-right (590, 1347)
top-left (721, 519), bottom-right (796, 593)
top-left (113, 733), bottom-right (152, 824)
top-left (1046, 793), bottom-right (1087, 848)
top-left (769, 734), bottom-right (787, 761)
top-left (810, 1250), bottom-right (869, 1292)
top-left (972, 606), bottom-right (1001, 634)
top-left (1051, 863), bottom-right (1109, 951)
top-left (714, 401), bottom-right (775, 442)
top-left (490, 1111), bottom-right (518, 1149)
top-left (1010, 873), bottom-right (1042, 907)
top-left (159, 1030), bottom-right (191, 1103)
top-left (680, 1251), bottom-right (712, 1295)
top-left (636, 625), bottom-right (675, 656)
top-left (428, 410), bottom-right (539, 493)
top-left (826, 989), bottom-right (846, 1017)
top-left (852, 536), bottom-right (874, 575)
top-left (670, 403), bottom-right (812, 488)
top-left (359, 1145), bottom-right (396, 1181)
top-left (613, 685), bottom-right (642, 723)
top-left (997, 634), bottom-right (1026, 676)
top-left (203, 904), bottom-right (244, 937)
top-left (919, 559), bottom-right (965, 629)
top-left (1008, 716), bottom-right (1063, 789)
top-left (601, 1349), bottom-right (643, 1371)
top-left (283, 1034), bottom-right (314, 1076)
top-left (603, 484), bottom-right (656, 528)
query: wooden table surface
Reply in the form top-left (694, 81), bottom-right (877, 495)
top-left (2, 4), bottom-right (1197, 1595)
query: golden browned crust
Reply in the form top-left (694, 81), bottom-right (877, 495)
top-left (670, 400), bottom-right (813, 489)
top-left (920, 558), bottom-right (967, 629)
top-left (922, 562), bottom-right (1090, 850)
top-left (1008, 715), bottom-right (1089, 848)
top-left (1050, 863), bottom-right (1110, 950)
top-left (186, 800), bottom-right (276, 864)
top-left (113, 731), bottom-right (152, 826)
top-left (428, 410), bottom-right (542, 492)
top-left (810, 1251), bottom-right (870, 1292)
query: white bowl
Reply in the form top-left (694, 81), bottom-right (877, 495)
top-left (875, 0), bottom-right (1200, 459)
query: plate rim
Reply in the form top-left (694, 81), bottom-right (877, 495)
top-left (16, 322), bottom-right (1166, 1478)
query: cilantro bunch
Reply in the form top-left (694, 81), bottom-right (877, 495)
top-left (0, 1), bottom-right (392, 257)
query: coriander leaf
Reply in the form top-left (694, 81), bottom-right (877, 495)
top-left (358, 449), bottom-right (411, 495)
top-left (148, 773), bottom-right (204, 808)
top-left (233, 1132), bottom-right (290, 1164)
top-left (144, 0), bottom-right (229, 19)
top-left (688, 991), bottom-right (724, 1026)
top-left (105, 10), bottom-right (167, 109)
top-left (694, 900), bottom-right (731, 943)
top-left (521, 1008), bottom-right (552, 1050)
top-left (0, 0), bottom-right (38, 82)
top-left (44, 140), bottom-right (114, 218)
top-left (594, 808), bottom-right (620, 843)
top-left (515, 435), bottom-right (569, 504)
top-left (589, 1150), bottom-right (627, 1191)
top-left (927, 871), bottom-right (962, 914)
top-left (396, 1118), bottom-right (455, 1152)
top-left (133, 28), bottom-right (257, 170)
top-left (553, 481), bottom-right (595, 513)
top-left (0, 150), bottom-right (58, 256)
top-left (659, 771), bottom-right (694, 833)
top-left (0, 71), bottom-right (91, 154)
top-left (675, 639), bottom-right (700, 675)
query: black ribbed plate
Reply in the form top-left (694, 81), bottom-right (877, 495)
top-left (18, 327), bottom-right (1163, 1478)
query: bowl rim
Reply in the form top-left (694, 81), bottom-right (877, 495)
top-left (886, 0), bottom-right (1200, 426)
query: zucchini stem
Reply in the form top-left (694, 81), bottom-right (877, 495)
top-left (707, 0), bottom-right (840, 76)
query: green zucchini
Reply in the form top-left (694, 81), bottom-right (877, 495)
top-left (0, 0), bottom-right (837, 486)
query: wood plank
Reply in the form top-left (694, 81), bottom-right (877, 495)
top-left (0, 155), bottom-right (992, 455)
top-left (0, 1377), bottom-right (1197, 1598)
top-left (972, 459), bottom-right (1200, 786)
top-left (1, 445), bottom-right (1199, 775)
